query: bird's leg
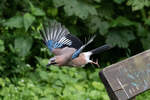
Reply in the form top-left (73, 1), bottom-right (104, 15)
top-left (90, 58), bottom-right (100, 67)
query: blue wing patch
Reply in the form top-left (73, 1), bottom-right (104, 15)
top-left (53, 42), bottom-right (63, 48)
top-left (46, 40), bottom-right (53, 51)
top-left (46, 40), bottom-right (63, 51)
top-left (72, 49), bottom-right (81, 59)
top-left (71, 35), bottom-right (96, 59)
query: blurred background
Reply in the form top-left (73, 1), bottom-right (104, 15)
top-left (0, 0), bottom-right (150, 99)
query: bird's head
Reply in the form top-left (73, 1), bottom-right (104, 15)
top-left (47, 57), bottom-right (57, 66)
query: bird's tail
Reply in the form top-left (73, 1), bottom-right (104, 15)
top-left (90, 44), bottom-right (112, 55)
top-left (83, 44), bottom-right (112, 65)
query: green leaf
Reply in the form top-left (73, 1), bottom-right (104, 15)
top-left (141, 34), bottom-right (150, 50)
top-left (47, 7), bottom-right (58, 17)
top-left (3, 16), bottom-right (23, 28)
top-left (94, 0), bottom-right (101, 3)
top-left (30, 3), bottom-right (45, 16)
top-left (88, 16), bottom-right (109, 35)
top-left (40, 96), bottom-right (55, 100)
top-left (137, 24), bottom-right (149, 37)
top-left (74, 84), bottom-right (85, 91)
top-left (35, 57), bottom-right (49, 67)
top-left (106, 29), bottom-right (135, 48)
top-left (39, 71), bottom-right (49, 81)
top-left (89, 90), bottom-right (101, 99)
top-left (0, 39), bottom-right (5, 52)
top-left (14, 36), bottom-right (33, 57)
top-left (98, 3), bottom-right (114, 20)
top-left (101, 92), bottom-right (110, 100)
top-left (113, 0), bottom-right (125, 4)
top-left (52, 0), bottom-right (66, 7)
top-left (144, 17), bottom-right (150, 26)
top-left (111, 16), bottom-right (136, 27)
top-left (31, 7), bottom-right (45, 16)
top-left (100, 21), bottom-right (110, 35)
top-left (127, 0), bottom-right (150, 11)
top-left (23, 13), bottom-right (35, 31)
top-left (53, 0), bottom-right (97, 19)
top-left (0, 78), bottom-right (5, 87)
top-left (92, 81), bottom-right (104, 90)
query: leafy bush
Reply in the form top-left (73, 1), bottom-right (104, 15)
top-left (0, 58), bottom-right (109, 100)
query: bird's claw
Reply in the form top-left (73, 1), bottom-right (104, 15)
top-left (91, 58), bottom-right (100, 67)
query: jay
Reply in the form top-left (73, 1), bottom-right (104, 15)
top-left (40, 22), bottom-right (112, 67)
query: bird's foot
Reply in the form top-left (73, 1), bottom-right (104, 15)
top-left (90, 59), bottom-right (100, 67)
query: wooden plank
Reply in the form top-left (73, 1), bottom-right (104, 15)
top-left (99, 50), bottom-right (150, 100)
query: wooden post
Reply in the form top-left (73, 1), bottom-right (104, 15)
top-left (99, 50), bottom-right (150, 100)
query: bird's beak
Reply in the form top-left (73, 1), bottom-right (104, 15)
top-left (46, 63), bottom-right (52, 67)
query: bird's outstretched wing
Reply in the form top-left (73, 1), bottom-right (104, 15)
top-left (40, 22), bottom-right (83, 54)
top-left (71, 35), bottom-right (96, 59)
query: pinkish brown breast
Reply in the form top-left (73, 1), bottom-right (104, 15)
top-left (70, 53), bottom-right (87, 67)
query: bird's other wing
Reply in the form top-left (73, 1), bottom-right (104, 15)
top-left (72, 35), bottom-right (96, 59)
top-left (40, 21), bottom-right (83, 55)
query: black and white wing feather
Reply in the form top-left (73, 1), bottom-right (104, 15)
top-left (72, 35), bottom-right (96, 59)
top-left (40, 22), bottom-right (83, 52)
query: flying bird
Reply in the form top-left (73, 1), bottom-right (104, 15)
top-left (40, 21), bottom-right (112, 67)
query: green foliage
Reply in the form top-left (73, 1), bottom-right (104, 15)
top-left (141, 34), bottom-right (150, 49)
top-left (111, 16), bottom-right (137, 27)
top-left (88, 16), bottom-right (109, 35)
top-left (14, 36), bottom-right (33, 57)
top-left (3, 16), bottom-right (23, 28)
top-left (47, 7), bottom-right (58, 17)
top-left (0, 39), bottom-right (5, 52)
top-left (127, 0), bottom-right (150, 11)
top-left (106, 29), bottom-right (135, 48)
top-left (53, 0), bottom-right (97, 19)
top-left (113, 0), bottom-right (125, 4)
top-left (30, 3), bottom-right (45, 16)
top-left (0, 61), bottom-right (109, 100)
top-left (136, 90), bottom-right (150, 100)
top-left (23, 13), bottom-right (35, 31)
top-left (0, 0), bottom-right (150, 99)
